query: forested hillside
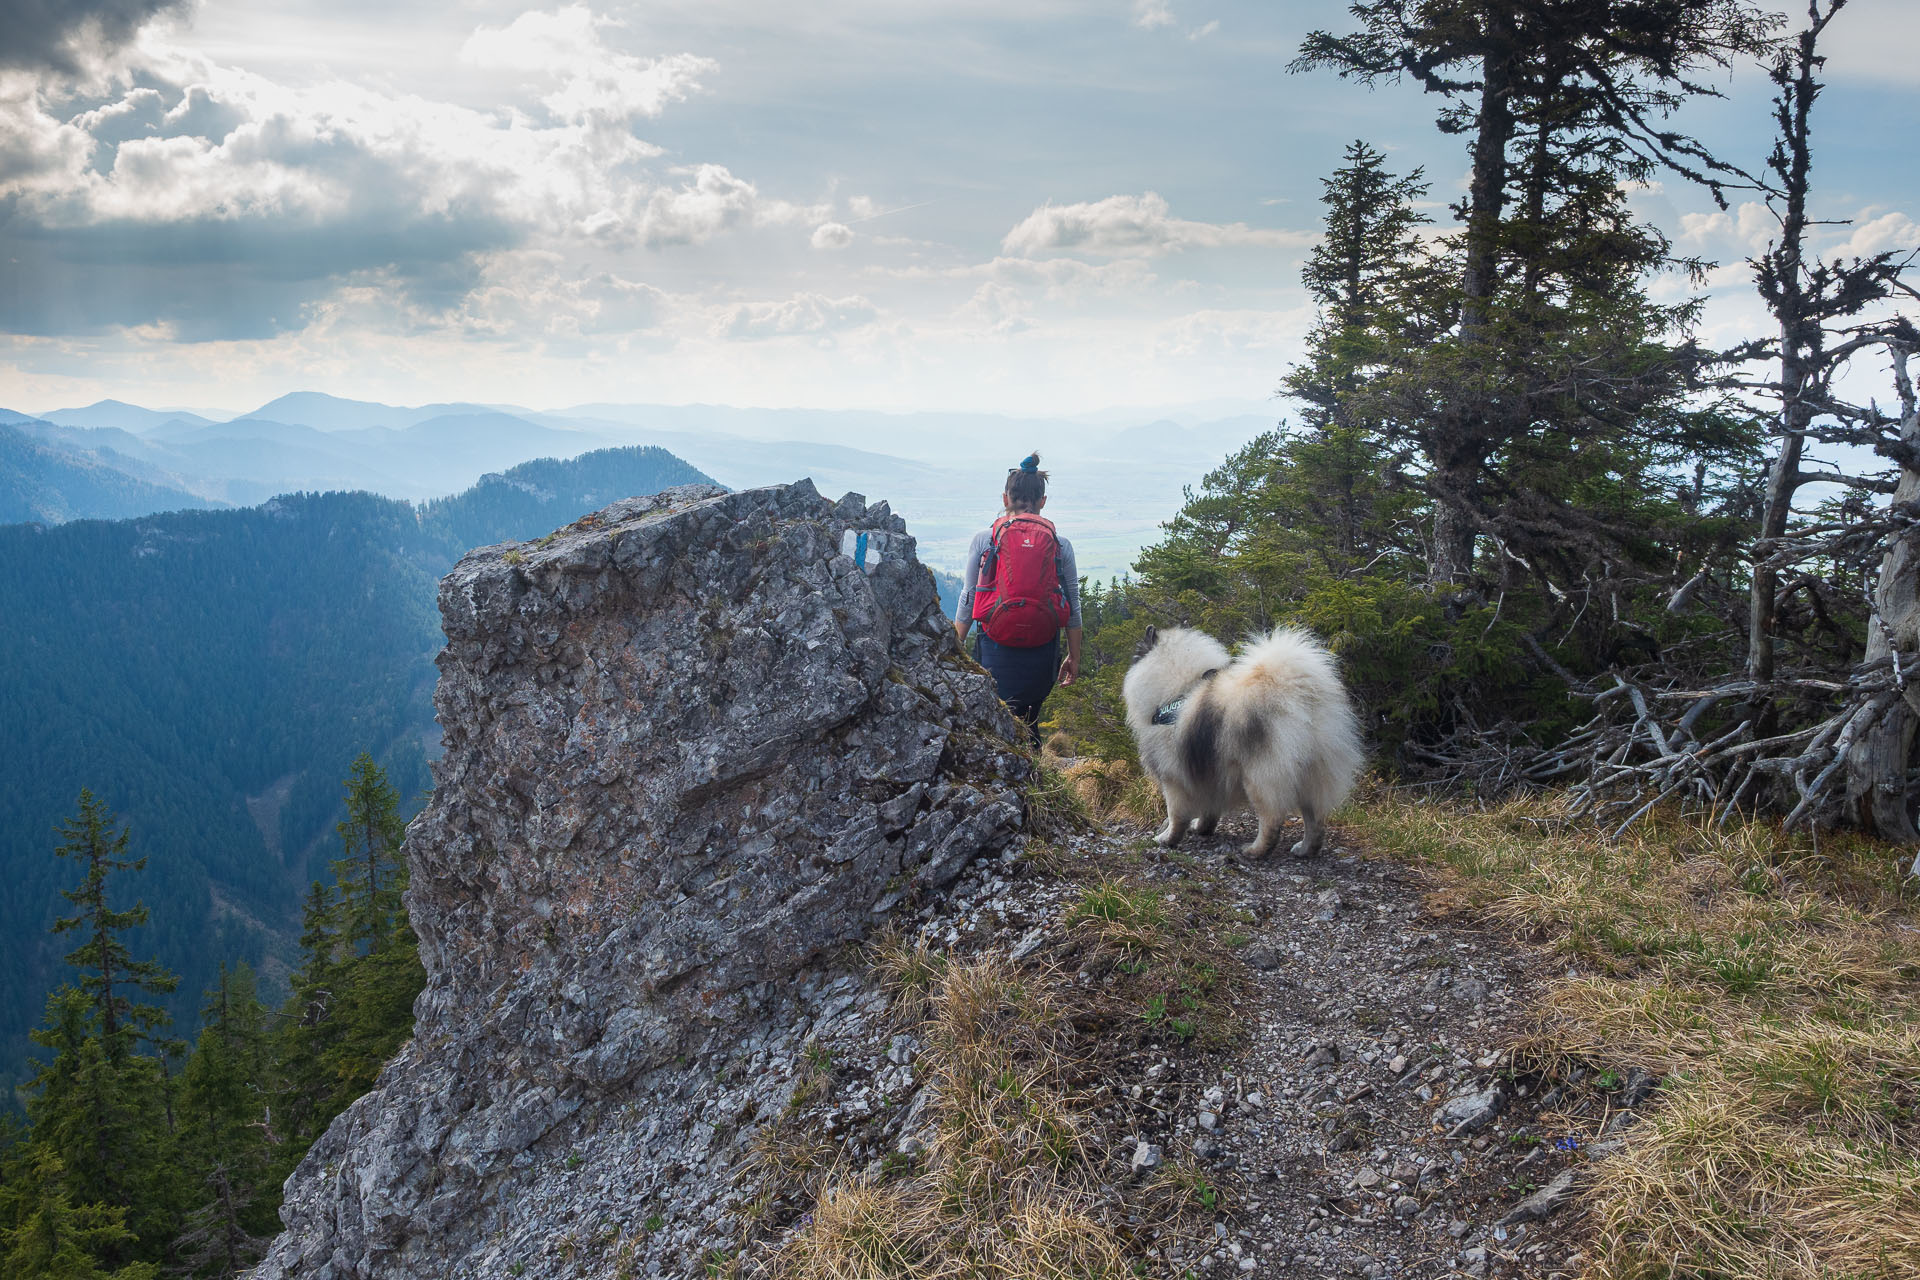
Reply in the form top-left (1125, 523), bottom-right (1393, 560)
top-left (0, 446), bottom-right (713, 1088)
top-left (0, 423), bottom-right (221, 524)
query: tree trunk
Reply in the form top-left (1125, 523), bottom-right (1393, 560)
top-left (1430, 43), bottom-right (1515, 589)
top-left (1847, 344), bottom-right (1920, 846)
top-left (1430, 486), bottom-right (1479, 587)
top-left (1748, 417), bottom-right (1806, 686)
top-left (1747, 20), bottom-right (1820, 690)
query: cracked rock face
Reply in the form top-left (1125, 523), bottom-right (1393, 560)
top-left (255, 481), bottom-right (1031, 1279)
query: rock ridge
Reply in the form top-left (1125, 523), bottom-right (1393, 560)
top-left (256, 480), bottom-right (1032, 1278)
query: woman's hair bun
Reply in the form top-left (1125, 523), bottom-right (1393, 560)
top-left (1019, 453), bottom-right (1041, 473)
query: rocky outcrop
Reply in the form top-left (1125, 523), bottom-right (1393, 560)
top-left (255, 481), bottom-right (1031, 1278)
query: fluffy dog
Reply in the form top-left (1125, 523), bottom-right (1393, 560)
top-left (1123, 625), bottom-right (1362, 858)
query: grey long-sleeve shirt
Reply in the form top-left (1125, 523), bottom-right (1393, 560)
top-left (955, 524), bottom-right (1083, 632)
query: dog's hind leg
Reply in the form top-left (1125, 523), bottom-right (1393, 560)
top-left (1193, 812), bottom-right (1220, 836)
top-left (1289, 803), bottom-right (1326, 858)
top-left (1241, 795), bottom-right (1283, 859)
top-left (1155, 782), bottom-right (1199, 847)
top-left (1289, 760), bottom-right (1340, 857)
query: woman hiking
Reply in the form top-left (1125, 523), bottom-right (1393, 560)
top-left (953, 453), bottom-right (1083, 748)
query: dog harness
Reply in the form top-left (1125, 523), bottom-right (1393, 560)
top-left (1151, 668), bottom-right (1218, 725)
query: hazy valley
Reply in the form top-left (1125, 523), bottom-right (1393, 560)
top-left (2, 392), bottom-right (1270, 579)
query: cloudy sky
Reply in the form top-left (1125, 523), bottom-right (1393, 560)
top-left (2, 0), bottom-right (1916, 418)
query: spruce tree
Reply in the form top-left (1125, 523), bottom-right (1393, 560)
top-left (330, 754), bottom-right (406, 955)
top-left (49, 792), bottom-right (177, 1059)
top-left (273, 757), bottom-right (423, 1184)
top-left (175, 965), bottom-right (276, 1276)
top-left (272, 881), bottom-right (342, 1177)
top-left (25, 794), bottom-right (185, 1267)
top-left (1282, 141), bottom-right (1435, 574)
top-left (1294, 0), bottom-right (1775, 587)
top-left (0, 1151), bottom-right (156, 1280)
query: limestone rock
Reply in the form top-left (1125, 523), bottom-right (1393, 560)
top-left (1438, 1082), bottom-right (1505, 1135)
top-left (1498, 1168), bottom-right (1578, 1225)
top-left (254, 482), bottom-right (1031, 1279)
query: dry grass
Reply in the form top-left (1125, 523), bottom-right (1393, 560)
top-left (1056, 756), bottom-right (1163, 827)
top-left (1594, 1078), bottom-right (1920, 1279)
top-left (765, 956), bottom-right (1130, 1279)
top-left (1065, 879), bottom-right (1169, 956)
top-left (1024, 757), bottom-right (1097, 837)
top-left (1062, 868), bottom-right (1248, 1052)
top-left (777, 1180), bottom-right (1127, 1280)
top-left (870, 926), bottom-right (952, 1027)
top-left (1346, 789), bottom-right (1920, 1280)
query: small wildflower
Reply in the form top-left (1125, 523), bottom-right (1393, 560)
top-left (1554, 1135), bottom-right (1581, 1152)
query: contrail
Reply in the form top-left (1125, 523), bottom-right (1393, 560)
top-left (847, 198), bottom-right (941, 225)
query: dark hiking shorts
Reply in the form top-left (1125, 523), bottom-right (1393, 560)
top-left (974, 632), bottom-right (1058, 749)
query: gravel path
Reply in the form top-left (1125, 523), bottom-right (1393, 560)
top-left (1161, 816), bottom-right (1593, 1279)
top-left (965, 812), bottom-right (1606, 1279)
top-left (750, 809), bottom-right (1645, 1278)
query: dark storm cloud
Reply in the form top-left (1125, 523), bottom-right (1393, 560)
top-left (0, 0), bottom-right (190, 72)
top-left (77, 84), bottom-right (246, 147)
top-left (0, 208), bottom-right (511, 340)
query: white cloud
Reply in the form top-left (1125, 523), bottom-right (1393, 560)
top-left (1002, 192), bottom-right (1308, 258)
top-left (461, 6), bottom-right (714, 125)
top-left (719, 293), bottom-right (877, 341)
top-left (986, 254), bottom-right (1154, 297)
top-left (1188, 20), bottom-right (1219, 40)
top-left (1153, 307), bottom-right (1312, 359)
top-left (0, 15), bottom-right (827, 340)
top-left (1833, 210), bottom-right (1920, 259)
top-left (956, 282), bottom-right (1031, 335)
top-left (1677, 201), bottom-right (1919, 265)
top-left (0, 7), bottom-right (733, 260)
top-left (811, 221), bottom-right (854, 250)
top-left (2, 58), bottom-right (679, 234)
top-left (1132, 0), bottom-right (1176, 30)
top-left (636, 164), bottom-right (759, 248)
top-left (1677, 202), bottom-right (1776, 255)
top-left (445, 252), bottom-right (671, 339)
top-left (0, 82), bottom-right (96, 192)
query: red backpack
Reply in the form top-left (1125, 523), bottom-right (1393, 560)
top-left (972, 513), bottom-right (1070, 646)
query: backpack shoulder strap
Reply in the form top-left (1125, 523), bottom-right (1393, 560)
top-left (978, 518), bottom-right (1007, 584)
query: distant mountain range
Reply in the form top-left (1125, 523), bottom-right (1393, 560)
top-left (6, 391), bottom-right (1273, 578)
top-left (36, 399), bottom-right (217, 433)
top-left (0, 422), bottom-right (221, 523)
top-left (0, 445), bottom-right (714, 1093)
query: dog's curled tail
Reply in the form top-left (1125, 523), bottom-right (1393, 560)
top-left (1230, 624), bottom-right (1364, 797)
top-left (1231, 626), bottom-right (1346, 703)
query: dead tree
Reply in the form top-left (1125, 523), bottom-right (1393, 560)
top-left (1525, 4), bottom-right (1919, 855)
top-left (1847, 336), bottom-right (1920, 851)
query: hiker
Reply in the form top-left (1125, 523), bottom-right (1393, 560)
top-left (953, 453), bottom-right (1083, 748)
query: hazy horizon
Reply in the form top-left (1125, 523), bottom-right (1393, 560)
top-left (6, 387), bottom-right (1276, 578)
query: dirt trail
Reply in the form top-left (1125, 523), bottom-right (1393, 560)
top-left (945, 813), bottom-right (1607, 1278)
top-left (750, 808), bottom-right (1641, 1278)
top-left (1160, 814), bottom-right (1592, 1279)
